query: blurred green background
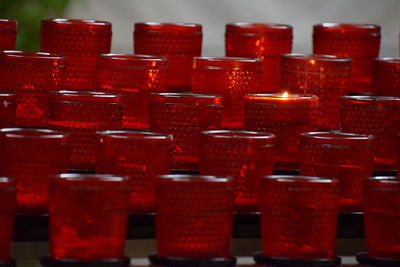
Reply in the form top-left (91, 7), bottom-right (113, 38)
top-left (0, 0), bottom-right (72, 51)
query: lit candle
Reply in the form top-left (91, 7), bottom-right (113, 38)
top-left (245, 92), bottom-right (318, 169)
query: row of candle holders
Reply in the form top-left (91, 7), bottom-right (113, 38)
top-left (0, 19), bottom-right (392, 95)
top-left (0, 174), bottom-right (399, 267)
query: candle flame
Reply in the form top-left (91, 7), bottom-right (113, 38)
top-left (282, 91), bottom-right (289, 97)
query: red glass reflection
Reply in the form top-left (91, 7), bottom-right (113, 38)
top-left (0, 19), bottom-right (16, 50)
top-left (0, 177), bottom-right (16, 261)
top-left (245, 93), bottom-right (318, 169)
top-left (364, 177), bottom-right (400, 259)
top-left (0, 93), bottom-right (16, 128)
top-left (149, 93), bottom-right (222, 170)
top-left (48, 91), bottom-right (122, 170)
top-left (313, 23), bottom-right (381, 94)
top-left (225, 23), bottom-right (292, 92)
top-left (200, 130), bottom-right (275, 212)
top-left (372, 57), bottom-right (400, 97)
top-left (96, 131), bottom-right (172, 213)
top-left (41, 18), bottom-right (112, 90)
top-left (155, 175), bottom-right (234, 258)
top-left (97, 54), bottom-right (168, 129)
top-left (49, 174), bottom-right (129, 260)
top-left (0, 51), bottom-right (65, 127)
top-left (192, 57), bottom-right (263, 129)
top-left (299, 131), bottom-right (374, 212)
top-left (261, 175), bottom-right (339, 259)
top-left (281, 53), bottom-right (351, 130)
top-left (0, 128), bottom-right (68, 213)
top-left (134, 22), bottom-right (202, 92)
top-left (340, 95), bottom-right (400, 169)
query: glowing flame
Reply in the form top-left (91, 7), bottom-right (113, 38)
top-left (310, 59), bottom-right (316, 65)
top-left (282, 91), bottom-right (289, 98)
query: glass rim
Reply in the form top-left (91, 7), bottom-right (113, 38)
top-left (314, 23), bottom-right (380, 31)
top-left (42, 18), bottom-right (112, 28)
top-left (0, 19), bottom-right (17, 27)
top-left (201, 130), bottom-right (276, 140)
top-left (246, 93), bottom-right (319, 101)
top-left (301, 131), bottom-right (375, 141)
top-left (50, 90), bottom-right (122, 100)
top-left (151, 92), bottom-right (222, 100)
top-left (282, 53), bottom-right (351, 63)
top-left (194, 56), bottom-right (263, 67)
top-left (97, 130), bottom-right (173, 141)
top-left (374, 57), bottom-right (400, 64)
top-left (342, 95), bottom-right (400, 102)
top-left (264, 175), bottom-right (338, 184)
top-left (99, 53), bottom-right (168, 64)
top-left (0, 128), bottom-right (67, 139)
top-left (135, 22), bottom-right (202, 32)
top-left (0, 50), bottom-right (65, 63)
top-left (0, 92), bottom-right (15, 98)
top-left (53, 173), bottom-right (128, 182)
top-left (366, 176), bottom-right (400, 183)
top-left (226, 22), bottom-right (292, 31)
top-left (157, 174), bottom-right (231, 183)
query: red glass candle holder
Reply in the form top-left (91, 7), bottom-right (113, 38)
top-left (340, 95), bottom-right (400, 169)
top-left (0, 93), bottom-right (16, 128)
top-left (0, 128), bottom-right (68, 213)
top-left (0, 51), bottom-right (65, 127)
top-left (49, 174), bottom-right (129, 260)
top-left (97, 54), bottom-right (168, 129)
top-left (260, 175), bottom-right (339, 259)
top-left (0, 19), bottom-right (17, 50)
top-left (48, 91), bottom-right (122, 170)
top-left (41, 18), bottom-right (112, 90)
top-left (0, 177), bottom-right (16, 262)
top-left (96, 130), bottom-right (172, 213)
top-left (364, 176), bottom-right (400, 259)
top-left (134, 22), bottom-right (202, 92)
top-left (372, 57), bottom-right (400, 97)
top-left (313, 23), bottom-right (381, 94)
top-left (225, 23), bottom-right (292, 92)
top-left (299, 131), bottom-right (374, 212)
top-left (149, 93), bottom-right (222, 170)
top-left (192, 57), bottom-right (263, 129)
top-left (281, 53), bottom-right (351, 130)
top-left (155, 174), bottom-right (234, 259)
top-left (200, 130), bottom-right (275, 212)
top-left (245, 93), bottom-right (319, 169)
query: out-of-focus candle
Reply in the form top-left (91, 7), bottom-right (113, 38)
top-left (96, 130), bottom-right (172, 213)
top-left (299, 131), bottom-right (374, 212)
top-left (364, 176), bottom-right (400, 260)
top-left (372, 57), bottom-right (400, 97)
top-left (155, 174), bottom-right (234, 259)
top-left (41, 18), bottom-right (112, 90)
top-left (192, 57), bottom-right (263, 129)
top-left (48, 174), bottom-right (129, 260)
top-left (96, 54), bottom-right (168, 129)
top-left (200, 130), bottom-right (275, 212)
top-left (149, 93), bottom-right (222, 170)
top-left (313, 23), bottom-right (380, 94)
top-left (0, 51), bottom-right (65, 127)
top-left (245, 92), bottom-right (318, 169)
top-left (340, 95), bottom-right (400, 170)
top-left (281, 53), bottom-right (351, 130)
top-left (134, 22), bottom-right (202, 92)
top-left (48, 91), bottom-right (123, 170)
top-left (260, 175), bottom-right (339, 260)
top-left (225, 23), bottom-right (292, 92)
